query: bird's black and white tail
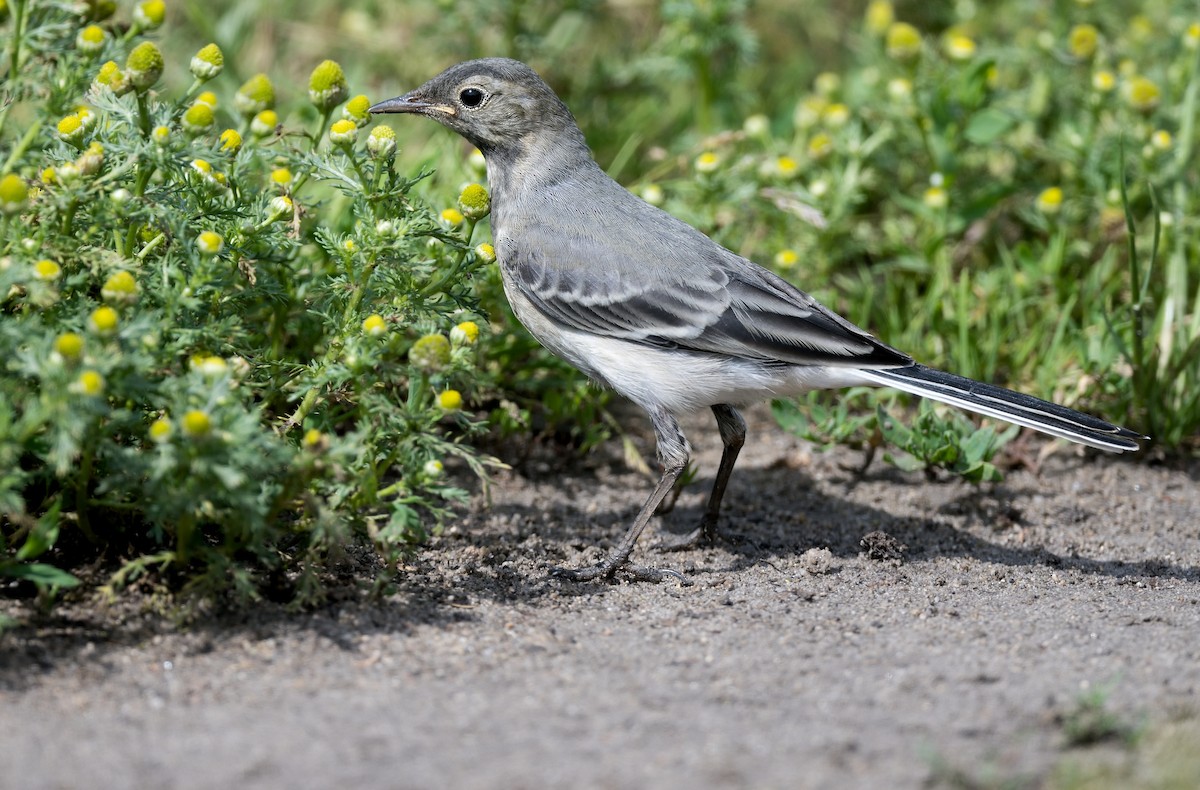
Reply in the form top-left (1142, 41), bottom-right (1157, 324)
top-left (858, 364), bottom-right (1145, 452)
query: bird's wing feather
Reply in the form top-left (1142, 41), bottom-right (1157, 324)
top-left (502, 202), bottom-right (911, 369)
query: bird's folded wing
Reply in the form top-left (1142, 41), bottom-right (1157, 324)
top-left (504, 221), bottom-right (911, 369)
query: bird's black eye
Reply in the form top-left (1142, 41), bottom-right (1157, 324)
top-left (459, 88), bottom-right (485, 108)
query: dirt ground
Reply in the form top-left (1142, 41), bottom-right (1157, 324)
top-left (2, 405), bottom-right (1199, 789)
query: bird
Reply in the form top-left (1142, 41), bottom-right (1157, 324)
top-left (369, 58), bottom-right (1146, 583)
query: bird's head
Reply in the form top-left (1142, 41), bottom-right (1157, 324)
top-left (369, 58), bottom-right (584, 158)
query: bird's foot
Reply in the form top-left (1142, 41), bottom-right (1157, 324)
top-left (551, 559), bottom-right (692, 585)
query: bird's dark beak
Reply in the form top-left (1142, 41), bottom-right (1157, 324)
top-left (369, 93), bottom-right (454, 116)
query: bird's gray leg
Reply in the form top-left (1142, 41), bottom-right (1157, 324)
top-left (552, 406), bottom-right (692, 584)
top-left (661, 403), bottom-right (746, 550)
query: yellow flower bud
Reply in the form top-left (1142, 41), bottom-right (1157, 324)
top-left (864, 0), bottom-right (894, 36)
top-left (182, 102), bottom-right (215, 135)
top-left (450, 320), bottom-right (480, 345)
top-left (1068, 24), bottom-right (1099, 60)
top-left (89, 305), bottom-right (119, 335)
top-left (1036, 186), bottom-right (1063, 214)
top-left (219, 128), bottom-right (242, 152)
top-left (190, 43), bottom-right (223, 81)
top-left (329, 118), bottom-right (357, 145)
top-left (76, 24), bottom-right (108, 55)
top-left (774, 249), bottom-right (799, 270)
top-left (55, 332), bottom-right (85, 361)
top-left (886, 22), bottom-right (922, 61)
top-left (695, 151), bottom-right (720, 173)
top-left (57, 114), bottom-right (85, 145)
top-left (133, 0), bottom-right (165, 31)
top-left (251, 109), bottom-right (279, 137)
top-left (1126, 76), bottom-right (1161, 113)
top-left (76, 370), bottom-right (105, 397)
top-left (457, 183), bottom-right (490, 219)
top-left (309, 59), bottom-right (349, 111)
top-left (440, 207), bottom-right (465, 227)
top-left (367, 125), bottom-right (396, 159)
top-left (235, 73), bottom-right (275, 117)
top-left (0, 173), bottom-right (28, 215)
top-left (181, 409), bottom-right (212, 438)
top-left (474, 243), bottom-right (496, 263)
top-left (125, 41), bottom-right (164, 92)
top-left (343, 94), bottom-right (372, 126)
top-left (33, 259), bottom-right (61, 281)
top-left (149, 417), bottom-right (173, 442)
top-left (196, 231), bottom-right (224, 255)
top-left (102, 270), bottom-right (138, 302)
top-left (437, 389), bottom-right (463, 411)
top-left (410, 334), bottom-right (451, 371)
top-left (362, 314), bottom-right (387, 336)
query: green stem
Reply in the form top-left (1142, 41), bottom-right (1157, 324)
top-left (135, 93), bottom-right (153, 138)
top-left (7, 0), bottom-right (27, 84)
top-left (311, 107), bottom-right (333, 153)
top-left (1, 118), bottom-right (43, 175)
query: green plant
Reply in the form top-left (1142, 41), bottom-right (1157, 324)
top-left (0, 1), bottom-right (501, 604)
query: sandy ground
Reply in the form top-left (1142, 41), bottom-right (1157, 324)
top-left (2, 405), bottom-right (1198, 789)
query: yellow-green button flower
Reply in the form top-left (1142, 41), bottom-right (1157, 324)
top-left (366, 125), bottom-right (396, 160)
top-left (125, 41), bottom-right (164, 92)
top-left (195, 90), bottom-right (218, 108)
top-left (886, 22), bottom-right (922, 62)
top-left (94, 60), bottom-right (129, 94)
top-left (864, 0), bottom-right (893, 36)
top-left (33, 259), bottom-right (62, 281)
top-left (219, 128), bottom-right (242, 152)
top-left (196, 231), bottom-right (224, 255)
top-left (270, 167), bottom-right (293, 188)
top-left (189, 354), bottom-right (228, 377)
top-left (181, 409), bottom-right (212, 438)
top-left (942, 32), bottom-right (976, 61)
top-left (450, 320), bottom-right (480, 345)
top-left (302, 428), bottom-right (324, 449)
top-left (248, 110), bottom-right (276, 138)
top-left (329, 118), bottom-right (357, 146)
top-left (148, 417), bottom-right (173, 442)
top-left (475, 243), bottom-right (496, 263)
top-left (57, 113), bottom-right (86, 145)
top-left (152, 125), bottom-right (171, 145)
top-left (695, 151), bottom-right (720, 173)
top-left (423, 459), bottom-right (444, 478)
top-left (1126, 76), bottom-right (1161, 113)
top-left (343, 94), bottom-right (371, 126)
top-left (923, 185), bottom-right (948, 209)
top-left (102, 270), bottom-right (138, 303)
top-left (362, 313), bottom-right (387, 336)
top-left (807, 132), bottom-right (833, 160)
top-left (89, 305), bottom-right (119, 335)
top-left (1036, 186), bottom-right (1063, 215)
top-left (437, 389), bottom-right (463, 411)
top-left (133, 0), bottom-right (165, 31)
top-left (410, 333), bottom-right (451, 371)
top-left (182, 102), bottom-right (215, 135)
top-left (309, 59), bottom-right (349, 111)
top-left (439, 208), bottom-right (464, 227)
top-left (774, 249), bottom-right (799, 270)
top-left (1068, 24), bottom-right (1099, 60)
top-left (190, 43), bottom-right (223, 81)
top-left (76, 24), bottom-right (108, 55)
top-left (0, 173), bottom-right (28, 215)
top-left (1150, 129), bottom-right (1172, 151)
top-left (267, 195), bottom-right (293, 220)
top-left (54, 332), bottom-right (85, 361)
top-left (235, 73), bottom-right (275, 117)
top-left (1092, 70), bottom-right (1116, 93)
top-left (76, 370), bottom-right (105, 397)
top-left (76, 141), bottom-right (104, 177)
top-left (457, 183), bottom-right (490, 219)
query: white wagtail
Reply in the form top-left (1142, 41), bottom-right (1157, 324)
top-left (370, 58), bottom-right (1145, 582)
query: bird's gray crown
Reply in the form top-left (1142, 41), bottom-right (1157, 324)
top-left (370, 58), bottom-right (587, 158)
